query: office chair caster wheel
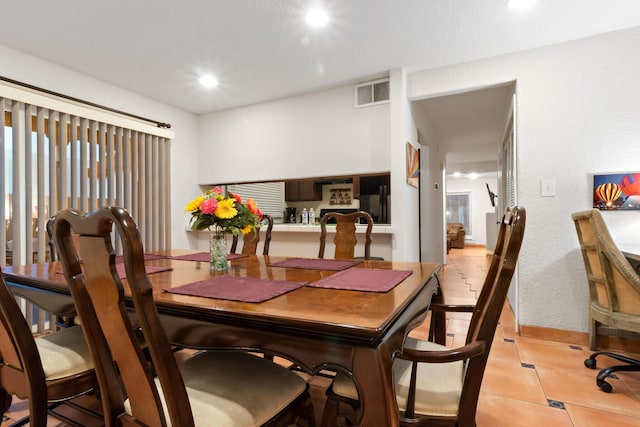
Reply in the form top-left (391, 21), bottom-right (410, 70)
top-left (584, 358), bottom-right (597, 369)
top-left (597, 379), bottom-right (612, 393)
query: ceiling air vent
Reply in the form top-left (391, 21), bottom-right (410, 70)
top-left (355, 78), bottom-right (389, 108)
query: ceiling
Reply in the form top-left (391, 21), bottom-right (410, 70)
top-left (2, 0), bottom-right (640, 115)
top-left (1, 1), bottom-right (640, 175)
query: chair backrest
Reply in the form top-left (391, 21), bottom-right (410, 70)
top-left (318, 211), bottom-right (373, 260)
top-left (0, 268), bottom-right (48, 409)
top-left (572, 210), bottom-right (609, 326)
top-left (452, 206), bottom-right (525, 426)
top-left (52, 207), bottom-right (195, 426)
top-left (230, 213), bottom-right (273, 255)
top-left (590, 209), bottom-right (640, 317)
top-left (572, 209), bottom-right (640, 341)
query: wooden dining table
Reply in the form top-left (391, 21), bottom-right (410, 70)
top-left (2, 251), bottom-right (440, 426)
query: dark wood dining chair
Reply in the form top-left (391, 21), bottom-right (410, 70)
top-left (52, 206), bottom-right (314, 427)
top-left (230, 213), bottom-right (273, 255)
top-left (0, 267), bottom-right (97, 426)
top-left (318, 211), bottom-right (373, 260)
top-left (321, 206), bottom-right (526, 427)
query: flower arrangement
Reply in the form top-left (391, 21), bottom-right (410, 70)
top-left (185, 187), bottom-right (263, 235)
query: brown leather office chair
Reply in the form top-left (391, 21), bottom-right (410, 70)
top-left (318, 211), bottom-right (373, 260)
top-left (321, 206), bottom-right (526, 427)
top-left (572, 208), bottom-right (640, 392)
top-left (0, 268), bottom-right (97, 426)
top-left (230, 213), bottom-right (273, 255)
top-left (52, 207), bottom-right (314, 426)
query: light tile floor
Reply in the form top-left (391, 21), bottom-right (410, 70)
top-left (424, 246), bottom-right (640, 427)
top-left (5, 246), bottom-right (640, 426)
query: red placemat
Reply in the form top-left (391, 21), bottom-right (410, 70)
top-left (308, 268), bottom-right (412, 292)
top-left (164, 276), bottom-right (306, 303)
top-left (170, 252), bottom-right (248, 262)
top-left (269, 258), bottom-right (362, 271)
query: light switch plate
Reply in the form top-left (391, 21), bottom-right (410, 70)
top-left (541, 179), bottom-right (555, 197)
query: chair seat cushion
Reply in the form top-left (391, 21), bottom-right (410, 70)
top-left (332, 337), bottom-right (464, 417)
top-left (126, 351), bottom-right (307, 427)
top-left (36, 326), bottom-right (94, 381)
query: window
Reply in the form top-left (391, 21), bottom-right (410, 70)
top-left (1, 95), bottom-right (173, 266)
top-left (446, 192), bottom-right (472, 238)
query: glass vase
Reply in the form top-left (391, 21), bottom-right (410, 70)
top-left (209, 230), bottom-right (228, 271)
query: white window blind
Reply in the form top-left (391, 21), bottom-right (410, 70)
top-left (1, 89), bottom-right (173, 267)
top-left (226, 182), bottom-right (284, 223)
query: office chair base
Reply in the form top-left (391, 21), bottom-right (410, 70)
top-left (584, 351), bottom-right (640, 393)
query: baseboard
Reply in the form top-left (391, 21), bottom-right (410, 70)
top-left (519, 325), bottom-right (640, 353)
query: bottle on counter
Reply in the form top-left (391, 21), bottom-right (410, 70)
top-left (308, 208), bottom-right (315, 225)
top-left (301, 208), bottom-right (308, 225)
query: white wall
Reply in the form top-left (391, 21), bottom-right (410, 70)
top-left (196, 83), bottom-right (390, 184)
top-left (446, 175), bottom-right (498, 246)
top-left (408, 27), bottom-right (640, 334)
top-left (0, 43), bottom-right (199, 250)
top-left (389, 68), bottom-right (421, 262)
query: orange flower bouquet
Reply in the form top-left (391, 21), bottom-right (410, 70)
top-left (185, 187), bottom-right (263, 270)
top-left (185, 187), bottom-right (263, 235)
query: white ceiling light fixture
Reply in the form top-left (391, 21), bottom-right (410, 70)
top-left (306, 8), bottom-right (329, 27)
top-left (507, 0), bottom-right (535, 10)
top-left (198, 74), bottom-right (219, 89)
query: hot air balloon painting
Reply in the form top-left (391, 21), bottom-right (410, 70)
top-left (595, 183), bottom-right (622, 208)
top-left (593, 172), bottom-right (640, 210)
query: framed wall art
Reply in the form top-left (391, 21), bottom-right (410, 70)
top-left (593, 172), bottom-right (640, 210)
top-left (406, 142), bottom-right (419, 188)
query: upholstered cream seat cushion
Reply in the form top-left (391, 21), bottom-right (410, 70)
top-left (35, 326), bottom-right (94, 380)
top-left (125, 351), bottom-right (307, 427)
top-left (332, 337), bottom-right (464, 417)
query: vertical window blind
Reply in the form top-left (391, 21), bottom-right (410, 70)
top-left (501, 118), bottom-right (516, 212)
top-left (226, 182), bottom-right (285, 223)
top-left (1, 87), bottom-right (174, 267)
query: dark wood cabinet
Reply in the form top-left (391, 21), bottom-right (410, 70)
top-left (285, 179), bottom-right (322, 201)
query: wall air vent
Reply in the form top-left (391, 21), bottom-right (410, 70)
top-left (355, 78), bottom-right (389, 108)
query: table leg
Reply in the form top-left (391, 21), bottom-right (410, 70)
top-left (429, 290), bottom-right (447, 345)
top-left (351, 345), bottom-right (398, 427)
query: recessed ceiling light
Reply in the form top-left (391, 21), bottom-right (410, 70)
top-left (507, 0), bottom-right (535, 10)
top-left (306, 8), bottom-right (329, 27)
top-left (198, 74), bottom-right (218, 89)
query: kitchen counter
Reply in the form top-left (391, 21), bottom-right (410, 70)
top-left (186, 223), bottom-right (394, 260)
